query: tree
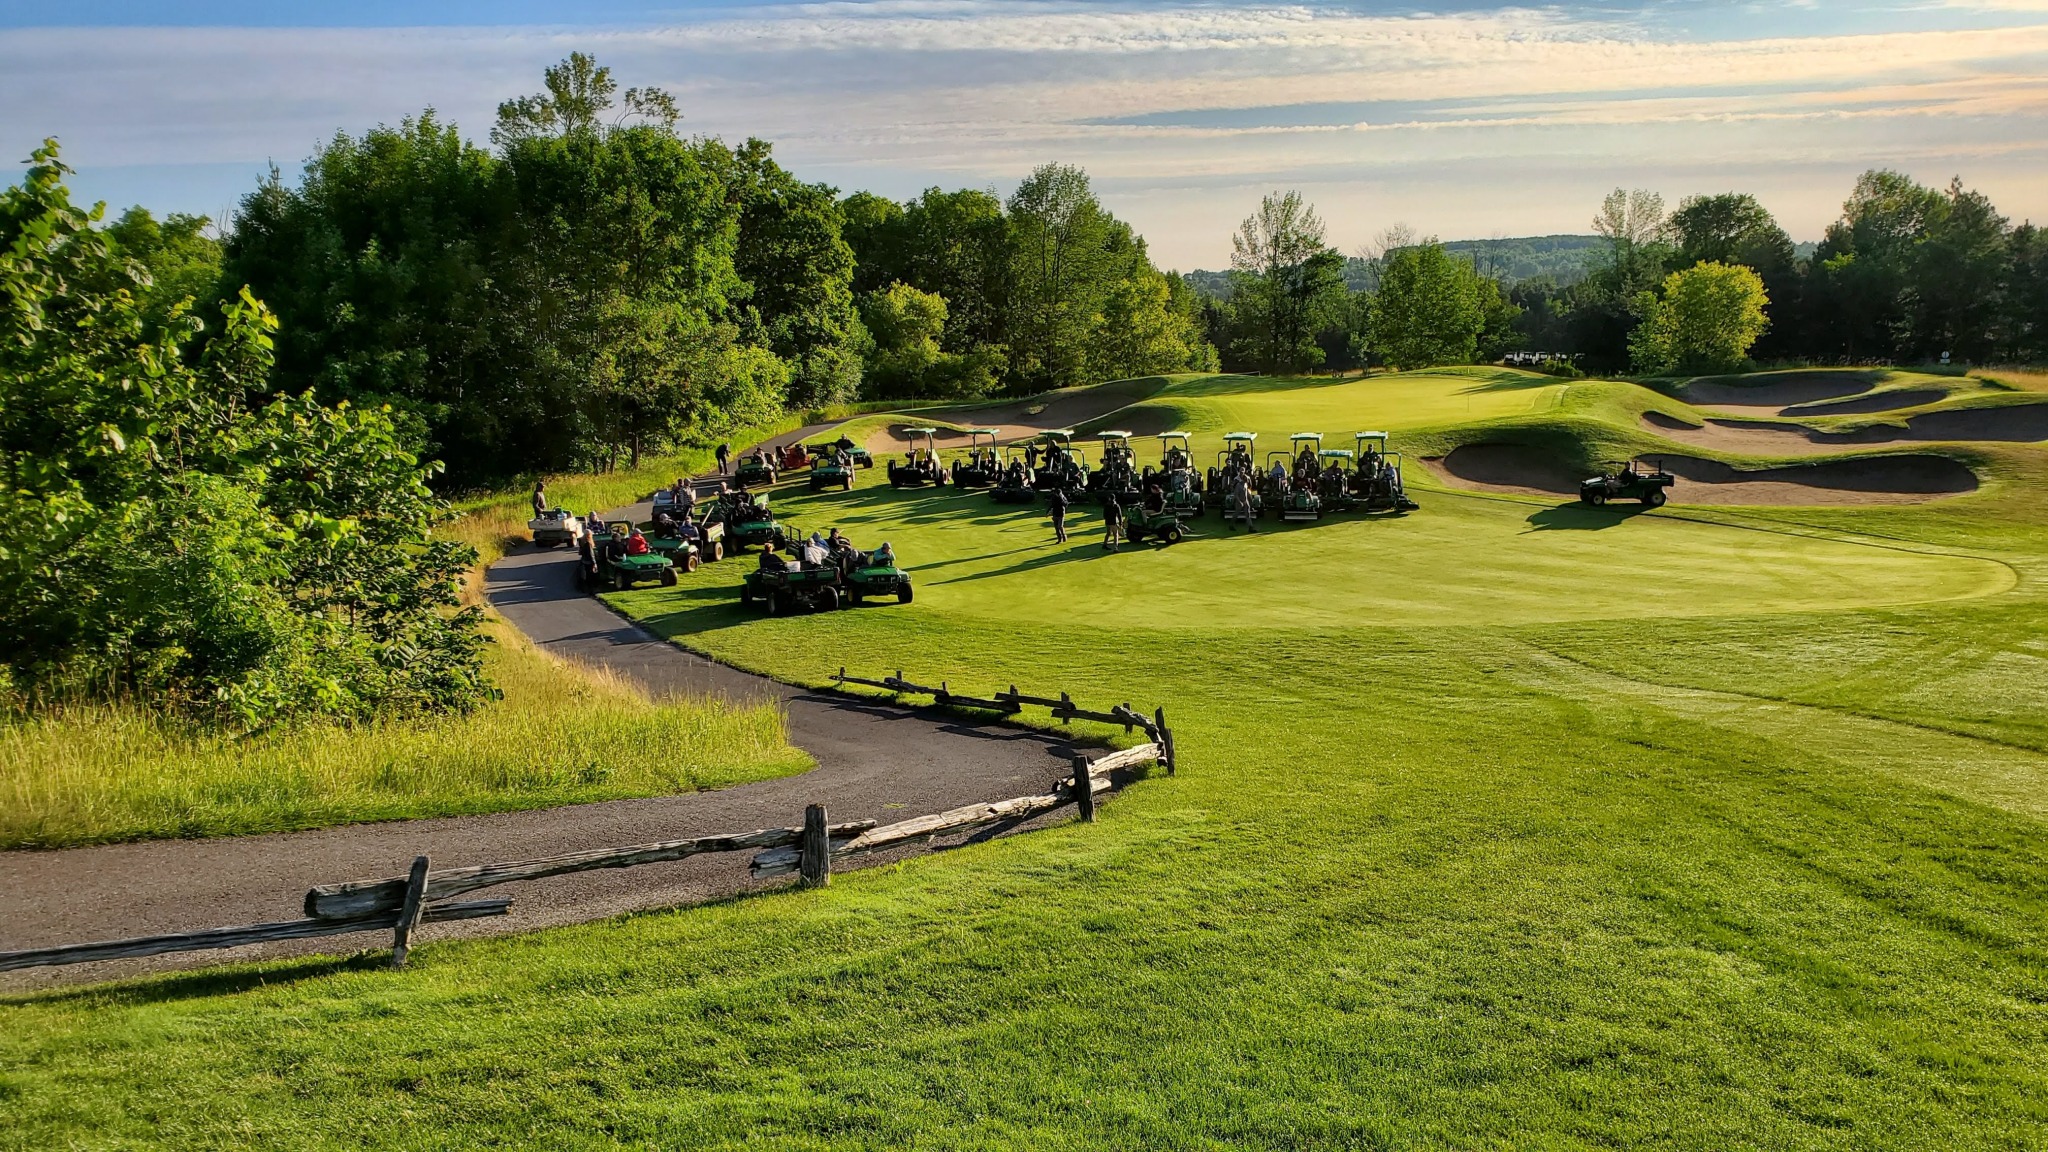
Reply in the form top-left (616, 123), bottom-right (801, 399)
top-left (1007, 163), bottom-right (1116, 390)
top-left (1366, 242), bottom-right (1486, 369)
top-left (1908, 177), bottom-right (2009, 362)
top-left (859, 283), bottom-right (1002, 399)
top-left (1226, 191), bottom-right (1347, 374)
top-left (2, 141), bottom-right (486, 727)
top-left (101, 207), bottom-right (224, 339)
top-left (1630, 261), bottom-right (1770, 374)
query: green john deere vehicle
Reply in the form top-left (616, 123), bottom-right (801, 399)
top-left (577, 520), bottom-right (677, 592)
top-left (949, 429), bottom-right (1003, 489)
top-left (741, 555), bottom-right (844, 614)
top-left (1089, 431), bottom-right (1141, 503)
top-left (1581, 458), bottom-right (1675, 507)
top-left (1316, 449), bottom-right (1358, 511)
top-left (1206, 432), bottom-right (1259, 512)
top-left (733, 448), bottom-right (779, 488)
top-left (840, 540), bottom-right (913, 604)
top-left (990, 445), bottom-right (1038, 504)
top-left (1350, 432), bottom-right (1420, 512)
top-left (808, 443), bottom-right (857, 492)
top-left (644, 516), bottom-right (706, 572)
top-left (887, 428), bottom-right (949, 488)
top-left (706, 491), bottom-right (790, 550)
top-left (1152, 431), bottom-right (1204, 517)
top-left (1032, 430), bottom-right (1089, 494)
top-left (1264, 433), bottom-right (1325, 522)
top-left (1123, 506), bottom-right (1187, 545)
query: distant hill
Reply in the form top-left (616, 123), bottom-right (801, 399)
top-left (1184, 234), bottom-right (1608, 300)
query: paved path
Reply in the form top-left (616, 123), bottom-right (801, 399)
top-left (0, 441), bottom-right (1089, 991)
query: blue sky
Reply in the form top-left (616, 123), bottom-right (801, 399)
top-left (6, 1), bottom-right (2047, 268)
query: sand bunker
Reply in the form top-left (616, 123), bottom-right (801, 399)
top-left (861, 377), bottom-right (1177, 455)
top-left (1431, 442), bottom-right (1976, 506)
top-left (1676, 370), bottom-right (1882, 413)
top-left (1642, 403), bottom-right (2048, 455)
top-left (1785, 389), bottom-right (1945, 416)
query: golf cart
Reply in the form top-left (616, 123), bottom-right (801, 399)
top-left (1089, 431), bottom-right (1142, 505)
top-left (577, 520), bottom-right (677, 592)
top-left (1581, 459), bottom-right (1675, 507)
top-left (528, 508), bottom-right (584, 548)
top-left (808, 442), bottom-right (858, 492)
top-left (733, 448), bottom-right (779, 488)
top-left (989, 445), bottom-right (1039, 504)
top-left (949, 429), bottom-right (1003, 488)
top-left (1263, 433), bottom-right (1325, 522)
top-left (1151, 432), bottom-right (1205, 517)
top-left (887, 428), bottom-right (949, 488)
top-left (1032, 430), bottom-right (1089, 494)
top-left (1350, 432), bottom-right (1420, 512)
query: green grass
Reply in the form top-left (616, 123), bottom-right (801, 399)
top-left (0, 623), bottom-right (808, 848)
top-left (5, 369), bottom-right (2047, 1149)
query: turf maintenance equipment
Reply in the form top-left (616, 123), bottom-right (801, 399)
top-left (527, 508), bottom-right (584, 548)
top-left (1032, 430), bottom-right (1089, 495)
top-left (1089, 431), bottom-right (1142, 504)
top-left (989, 445), bottom-right (1039, 504)
top-left (1581, 459), bottom-right (1675, 507)
top-left (949, 429), bottom-right (1003, 489)
top-left (1263, 433), bottom-right (1325, 522)
top-left (1151, 431), bottom-right (1205, 518)
top-left (808, 442), bottom-right (858, 492)
top-left (1350, 432), bottom-right (1420, 512)
top-left (887, 428), bottom-right (950, 488)
top-left (733, 448), bottom-right (779, 488)
top-left (577, 520), bottom-right (677, 592)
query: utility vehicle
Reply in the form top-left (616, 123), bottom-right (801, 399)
top-left (1350, 432), bottom-right (1420, 512)
top-left (528, 508), bottom-right (583, 547)
top-left (577, 520), bottom-right (677, 592)
top-left (887, 428), bottom-right (950, 488)
top-left (733, 449), bottom-right (779, 488)
top-left (809, 444), bottom-right (857, 492)
top-left (949, 429), bottom-right (1003, 488)
top-left (1581, 459), bottom-right (1675, 507)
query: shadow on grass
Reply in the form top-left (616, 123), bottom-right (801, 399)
top-left (1524, 504), bottom-right (1650, 531)
top-left (5, 951), bottom-right (390, 1009)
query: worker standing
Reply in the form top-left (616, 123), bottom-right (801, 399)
top-left (716, 442), bottom-right (731, 476)
top-left (1047, 485), bottom-right (1070, 544)
top-left (531, 481), bottom-right (547, 518)
top-left (1101, 491), bottom-right (1124, 553)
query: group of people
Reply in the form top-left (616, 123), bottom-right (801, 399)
top-left (755, 528), bottom-right (870, 575)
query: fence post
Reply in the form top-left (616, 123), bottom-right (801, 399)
top-left (1071, 754), bottom-right (1095, 823)
top-left (1121, 704), bottom-right (1134, 735)
top-left (799, 804), bottom-right (831, 888)
top-left (391, 854), bottom-right (430, 969)
top-left (1156, 706), bottom-right (1175, 776)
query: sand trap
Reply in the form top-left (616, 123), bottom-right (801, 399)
top-left (1430, 442), bottom-right (1977, 505)
top-left (862, 377), bottom-right (1177, 456)
top-left (1785, 389), bottom-right (1945, 416)
top-left (1676, 370), bottom-right (1882, 412)
top-left (1643, 403), bottom-right (2048, 455)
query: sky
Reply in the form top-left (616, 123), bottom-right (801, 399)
top-left (5, 1), bottom-right (2047, 270)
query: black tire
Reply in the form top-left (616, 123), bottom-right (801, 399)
top-left (1584, 491), bottom-right (1607, 507)
top-left (820, 587), bottom-right (841, 612)
top-left (1163, 525), bottom-right (1183, 544)
top-left (1643, 488), bottom-right (1668, 508)
top-left (897, 582), bottom-right (913, 604)
top-left (613, 570), bottom-right (630, 591)
top-left (849, 591), bottom-right (864, 605)
top-left (770, 590), bottom-right (790, 616)
top-left (660, 567), bottom-right (678, 587)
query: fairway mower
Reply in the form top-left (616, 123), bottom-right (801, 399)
top-left (887, 428), bottom-right (950, 488)
top-left (1581, 459), bottom-right (1675, 507)
top-left (949, 429), bottom-right (1003, 489)
top-left (576, 520), bottom-right (677, 592)
top-left (990, 445), bottom-right (1039, 504)
top-left (1089, 431), bottom-right (1142, 504)
top-left (808, 443), bottom-right (857, 492)
top-left (1031, 430), bottom-right (1089, 495)
top-left (527, 507), bottom-right (584, 548)
top-left (1206, 432), bottom-right (1259, 511)
top-left (1316, 449), bottom-right (1358, 511)
top-left (733, 448), bottom-right (779, 488)
top-left (1262, 433), bottom-right (1325, 522)
top-left (1349, 433), bottom-right (1420, 512)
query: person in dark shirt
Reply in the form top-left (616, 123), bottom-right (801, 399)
top-left (1101, 492), bottom-right (1123, 553)
top-left (716, 442), bottom-right (731, 475)
top-left (1047, 486), bottom-right (1069, 543)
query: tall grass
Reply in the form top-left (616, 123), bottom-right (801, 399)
top-left (0, 623), bottom-right (808, 849)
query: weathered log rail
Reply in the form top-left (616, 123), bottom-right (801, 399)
top-left (833, 668), bottom-right (1176, 776)
top-left (2, 676), bottom-right (1171, 976)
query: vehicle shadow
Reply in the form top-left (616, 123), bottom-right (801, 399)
top-left (1523, 503), bottom-right (1651, 531)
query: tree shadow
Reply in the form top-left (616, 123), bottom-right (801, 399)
top-left (3, 951), bottom-right (388, 1008)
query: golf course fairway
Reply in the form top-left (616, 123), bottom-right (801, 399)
top-left (7, 368), bottom-right (2045, 1150)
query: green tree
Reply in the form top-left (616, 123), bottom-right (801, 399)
top-left (1366, 242), bottom-right (1486, 368)
top-left (860, 283), bottom-right (1003, 399)
top-left (2, 142), bottom-right (486, 727)
top-left (1226, 191), bottom-right (1347, 374)
top-left (1630, 261), bottom-right (1770, 374)
top-left (1007, 163), bottom-right (1116, 389)
top-left (1908, 177), bottom-right (2009, 362)
top-left (101, 207), bottom-right (223, 339)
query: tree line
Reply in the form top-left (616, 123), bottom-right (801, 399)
top-left (1198, 174), bottom-right (2048, 377)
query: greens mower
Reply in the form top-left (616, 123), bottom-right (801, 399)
top-left (1205, 432), bottom-right (1258, 511)
top-left (1316, 449), bottom-right (1358, 511)
top-left (887, 428), bottom-right (950, 488)
top-left (1350, 432), bottom-right (1420, 512)
top-left (1263, 433), bottom-right (1325, 522)
top-left (1581, 459), bottom-right (1675, 507)
top-left (949, 429), bottom-right (1003, 488)
top-left (989, 445), bottom-right (1039, 504)
top-left (579, 520), bottom-right (677, 592)
top-left (808, 443), bottom-right (857, 492)
top-left (1152, 431), bottom-right (1204, 518)
top-left (1089, 431), bottom-right (1142, 504)
top-left (1032, 430), bottom-right (1089, 494)
top-left (733, 449), bottom-right (779, 488)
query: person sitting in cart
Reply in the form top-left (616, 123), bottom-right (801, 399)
top-left (1143, 482), bottom-right (1166, 515)
top-left (801, 532), bottom-right (831, 569)
top-left (625, 528), bottom-right (651, 556)
top-left (757, 544), bottom-right (786, 572)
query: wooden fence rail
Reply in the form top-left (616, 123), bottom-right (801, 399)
top-left (1, 677), bottom-right (1168, 976)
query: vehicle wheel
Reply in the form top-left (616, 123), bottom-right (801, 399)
top-left (614, 571), bottom-right (630, 591)
top-left (1643, 488), bottom-right (1668, 508)
top-left (1584, 491), bottom-right (1606, 507)
top-left (849, 591), bottom-right (864, 605)
top-left (897, 582), bottom-right (913, 604)
top-left (660, 567), bottom-right (678, 587)
top-left (770, 590), bottom-right (790, 616)
top-left (1128, 528), bottom-right (1145, 543)
top-left (1163, 525), bottom-right (1183, 544)
top-left (820, 587), bottom-right (841, 612)
top-left (739, 588), bottom-right (753, 607)
top-left (709, 540), bottom-right (723, 562)
top-left (684, 553), bottom-right (700, 573)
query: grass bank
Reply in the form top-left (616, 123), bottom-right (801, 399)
top-left (0, 623), bottom-right (808, 849)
